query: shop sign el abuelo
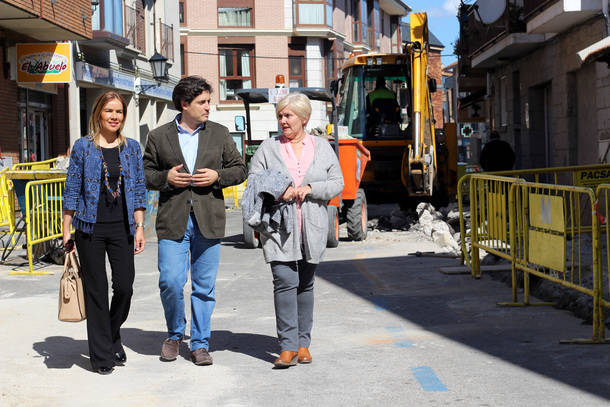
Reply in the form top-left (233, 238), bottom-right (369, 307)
top-left (17, 43), bottom-right (71, 83)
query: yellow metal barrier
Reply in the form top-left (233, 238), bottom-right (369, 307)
top-left (9, 178), bottom-right (68, 275)
top-left (12, 157), bottom-right (59, 171)
top-left (223, 181), bottom-right (246, 209)
top-left (594, 184), bottom-right (610, 336)
top-left (501, 181), bottom-right (607, 343)
top-left (0, 167), bottom-right (14, 228)
top-left (469, 174), bottom-right (523, 278)
top-left (459, 164), bottom-right (610, 267)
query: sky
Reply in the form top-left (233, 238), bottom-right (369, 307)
top-left (404, 0), bottom-right (462, 67)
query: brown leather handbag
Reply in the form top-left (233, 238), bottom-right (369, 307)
top-left (58, 251), bottom-right (86, 322)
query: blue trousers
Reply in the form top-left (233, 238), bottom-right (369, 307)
top-left (158, 213), bottom-right (220, 351)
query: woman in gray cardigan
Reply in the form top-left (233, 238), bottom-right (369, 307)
top-left (248, 93), bottom-right (344, 368)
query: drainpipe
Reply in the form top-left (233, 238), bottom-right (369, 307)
top-left (602, 0), bottom-right (610, 37)
top-left (40, 0), bottom-right (44, 19)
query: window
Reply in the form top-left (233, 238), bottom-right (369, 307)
top-left (219, 47), bottom-right (254, 101)
top-left (289, 56), bottom-right (305, 88)
top-left (390, 16), bottom-right (400, 53)
top-left (351, 0), bottom-right (367, 45)
top-left (296, 0), bottom-right (333, 26)
top-left (218, 8), bottom-right (252, 26)
top-left (92, 0), bottom-right (124, 36)
top-left (289, 43), bottom-right (306, 88)
top-left (325, 42), bottom-right (336, 87)
top-left (179, 1), bottom-right (185, 24)
top-left (218, 0), bottom-right (253, 27)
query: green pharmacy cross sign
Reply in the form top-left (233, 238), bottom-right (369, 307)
top-left (461, 124), bottom-right (473, 137)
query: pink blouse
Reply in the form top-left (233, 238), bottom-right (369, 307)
top-left (280, 133), bottom-right (316, 232)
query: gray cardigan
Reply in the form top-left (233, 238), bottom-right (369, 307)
top-left (249, 136), bottom-right (344, 264)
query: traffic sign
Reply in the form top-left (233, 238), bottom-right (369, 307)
top-left (461, 124), bottom-right (473, 137)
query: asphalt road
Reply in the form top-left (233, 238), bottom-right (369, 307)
top-left (1, 207), bottom-right (609, 406)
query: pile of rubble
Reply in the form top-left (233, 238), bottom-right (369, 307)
top-left (367, 202), bottom-right (463, 255)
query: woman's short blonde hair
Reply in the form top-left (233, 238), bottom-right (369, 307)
top-left (275, 93), bottom-right (312, 124)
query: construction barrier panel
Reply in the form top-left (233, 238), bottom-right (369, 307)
top-left (10, 178), bottom-right (68, 275)
top-left (594, 184), bottom-right (610, 336)
top-left (459, 164), bottom-right (610, 267)
top-left (502, 181), bottom-right (607, 343)
top-left (223, 181), bottom-right (246, 209)
top-left (469, 174), bottom-right (523, 278)
top-left (0, 167), bottom-right (14, 229)
top-left (11, 157), bottom-right (59, 171)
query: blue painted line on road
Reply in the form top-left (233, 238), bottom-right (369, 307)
top-left (394, 339), bottom-right (414, 348)
top-left (371, 295), bottom-right (389, 310)
top-left (385, 326), bottom-right (404, 333)
top-left (410, 366), bottom-right (448, 392)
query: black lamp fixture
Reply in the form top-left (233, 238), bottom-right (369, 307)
top-left (136, 52), bottom-right (169, 95)
top-left (149, 51), bottom-right (168, 82)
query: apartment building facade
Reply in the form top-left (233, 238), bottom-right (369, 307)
top-left (0, 0), bottom-right (181, 166)
top-left (180, 0), bottom-right (410, 141)
top-left (71, 0), bottom-right (181, 150)
top-left (0, 0), bottom-right (93, 165)
top-left (457, 0), bottom-right (610, 169)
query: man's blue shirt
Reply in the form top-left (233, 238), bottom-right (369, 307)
top-left (175, 114), bottom-right (205, 174)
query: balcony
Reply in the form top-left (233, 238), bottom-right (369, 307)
top-left (160, 21), bottom-right (174, 61)
top-left (526, 0), bottom-right (600, 34)
top-left (457, 0), bottom-right (546, 69)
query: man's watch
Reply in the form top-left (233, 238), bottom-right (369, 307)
top-left (135, 222), bottom-right (144, 229)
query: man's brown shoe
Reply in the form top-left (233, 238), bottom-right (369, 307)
top-left (191, 348), bottom-right (213, 366)
top-left (273, 351), bottom-right (298, 368)
top-left (297, 347), bottom-right (312, 364)
top-left (160, 338), bottom-right (181, 361)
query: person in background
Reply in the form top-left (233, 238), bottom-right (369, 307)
top-left (248, 93), bottom-right (344, 368)
top-left (480, 130), bottom-right (515, 172)
top-left (63, 91), bottom-right (147, 375)
top-left (143, 76), bottom-right (247, 366)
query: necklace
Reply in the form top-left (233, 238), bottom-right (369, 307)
top-left (101, 148), bottom-right (123, 199)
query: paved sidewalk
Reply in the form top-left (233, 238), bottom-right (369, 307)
top-left (1, 209), bottom-right (609, 406)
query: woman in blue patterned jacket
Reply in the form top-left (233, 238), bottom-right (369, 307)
top-left (62, 91), bottom-right (147, 375)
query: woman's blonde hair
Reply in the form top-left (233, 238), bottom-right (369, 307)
top-left (275, 93), bottom-right (312, 124)
top-left (88, 91), bottom-right (127, 149)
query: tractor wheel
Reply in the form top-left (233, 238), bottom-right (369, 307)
top-left (326, 205), bottom-right (339, 248)
top-left (243, 220), bottom-right (259, 249)
top-left (346, 188), bottom-right (368, 241)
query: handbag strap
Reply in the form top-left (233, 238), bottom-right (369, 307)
top-left (63, 251), bottom-right (81, 273)
top-left (69, 251), bottom-right (80, 270)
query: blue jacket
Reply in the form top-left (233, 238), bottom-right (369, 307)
top-left (63, 136), bottom-right (147, 235)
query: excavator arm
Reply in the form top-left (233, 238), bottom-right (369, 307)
top-left (402, 12), bottom-right (437, 197)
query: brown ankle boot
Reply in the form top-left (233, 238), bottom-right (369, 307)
top-left (297, 347), bottom-right (312, 364)
top-left (273, 351), bottom-right (298, 368)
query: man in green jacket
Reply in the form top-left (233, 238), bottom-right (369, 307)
top-left (143, 76), bottom-right (247, 366)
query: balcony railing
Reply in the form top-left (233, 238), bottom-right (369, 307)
top-left (523, 0), bottom-right (559, 19)
top-left (456, 0), bottom-right (526, 58)
top-left (124, 4), bottom-right (137, 49)
top-left (160, 20), bottom-right (174, 61)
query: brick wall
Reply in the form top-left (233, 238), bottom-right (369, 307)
top-left (429, 50), bottom-right (443, 129)
top-left (0, 56), bottom-right (20, 164)
top-left (4, 0), bottom-right (92, 39)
